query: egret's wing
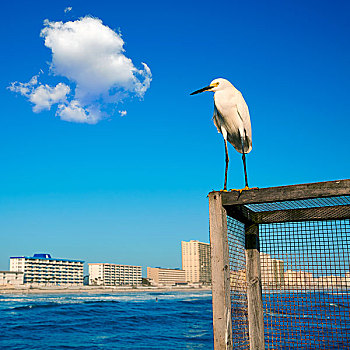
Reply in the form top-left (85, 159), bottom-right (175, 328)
top-left (213, 91), bottom-right (252, 153)
top-left (234, 93), bottom-right (252, 153)
top-left (212, 103), bottom-right (220, 132)
top-left (213, 102), bottom-right (224, 134)
top-left (236, 93), bottom-right (252, 142)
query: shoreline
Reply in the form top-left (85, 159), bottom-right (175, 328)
top-left (0, 285), bottom-right (212, 295)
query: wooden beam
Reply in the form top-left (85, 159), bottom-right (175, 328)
top-left (208, 192), bottom-right (233, 350)
top-left (220, 179), bottom-right (350, 206)
top-left (253, 205), bottom-right (350, 224)
top-left (245, 224), bottom-right (265, 350)
top-left (225, 205), bottom-right (254, 226)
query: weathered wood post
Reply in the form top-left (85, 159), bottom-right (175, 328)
top-left (245, 223), bottom-right (265, 350)
top-left (208, 192), bottom-right (233, 350)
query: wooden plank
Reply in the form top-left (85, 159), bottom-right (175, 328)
top-left (220, 179), bottom-right (350, 206)
top-left (253, 205), bottom-right (350, 224)
top-left (208, 192), bottom-right (233, 350)
top-left (245, 224), bottom-right (265, 350)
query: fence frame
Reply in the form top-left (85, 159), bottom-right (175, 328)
top-left (208, 179), bottom-right (350, 350)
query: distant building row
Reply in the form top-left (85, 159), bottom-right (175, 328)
top-left (5, 249), bottom-right (349, 290)
top-left (4, 239), bottom-right (212, 287)
top-left (8, 254), bottom-right (142, 287)
top-left (91, 240), bottom-right (212, 287)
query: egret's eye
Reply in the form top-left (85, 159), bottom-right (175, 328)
top-left (215, 82), bottom-right (220, 86)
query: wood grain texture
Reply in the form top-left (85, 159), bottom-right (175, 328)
top-left (220, 179), bottom-right (350, 206)
top-left (208, 192), bottom-right (233, 350)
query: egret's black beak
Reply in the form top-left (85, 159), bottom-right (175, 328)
top-left (190, 85), bottom-right (213, 95)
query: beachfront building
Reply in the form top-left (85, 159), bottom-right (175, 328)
top-left (10, 253), bottom-right (84, 285)
top-left (260, 253), bottom-right (285, 288)
top-left (181, 240), bottom-right (211, 284)
top-left (147, 267), bottom-right (186, 286)
top-left (88, 263), bottom-right (142, 286)
top-left (317, 275), bottom-right (346, 289)
top-left (0, 271), bottom-right (24, 286)
top-left (284, 270), bottom-right (315, 289)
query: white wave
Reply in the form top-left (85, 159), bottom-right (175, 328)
top-left (1, 291), bottom-right (212, 308)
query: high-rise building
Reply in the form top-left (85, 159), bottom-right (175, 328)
top-left (260, 253), bottom-right (285, 288)
top-left (147, 267), bottom-right (186, 286)
top-left (181, 240), bottom-right (211, 284)
top-left (88, 263), bottom-right (142, 286)
top-left (10, 253), bottom-right (84, 285)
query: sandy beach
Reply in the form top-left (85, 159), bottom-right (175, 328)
top-left (0, 285), bottom-right (211, 295)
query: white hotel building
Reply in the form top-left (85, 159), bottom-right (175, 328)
top-left (89, 263), bottom-right (142, 286)
top-left (10, 253), bottom-right (84, 285)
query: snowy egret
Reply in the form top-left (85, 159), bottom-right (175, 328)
top-left (190, 78), bottom-right (252, 191)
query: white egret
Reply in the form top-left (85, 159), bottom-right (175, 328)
top-left (191, 78), bottom-right (252, 191)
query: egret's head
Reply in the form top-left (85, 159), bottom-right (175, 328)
top-left (190, 78), bottom-right (232, 95)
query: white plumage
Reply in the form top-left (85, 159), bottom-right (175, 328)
top-left (191, 78), bottom-right (252, 190)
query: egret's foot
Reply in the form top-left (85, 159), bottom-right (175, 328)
top-left (230, 186), bottom-right (259, 194)
top-left (220, 186), bottom-right (229, 192)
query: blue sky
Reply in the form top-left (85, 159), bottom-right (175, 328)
top-left (0, 0), bottom-right (349, 274)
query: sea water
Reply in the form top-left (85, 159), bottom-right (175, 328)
top-left (2, 290), bottom-right (349, 349)
top-left (0, 291), bottom-right (213, 349)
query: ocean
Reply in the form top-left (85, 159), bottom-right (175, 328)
top-left (0, 290), bottom-right (213, 349)
top-left (2, 290), bottom-right (349, 349)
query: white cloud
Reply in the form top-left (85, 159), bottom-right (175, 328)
top-left (119, 110), bottom-right (127, 117)
top-left (30, 83), bottom-right (70, 112)
top-left (57, 100), bottom-right (100, 124)
top-left (9, 16), bottom-right (151, 124)
top-left (64, 7), bottom-right (72, 13)
top-left (9, 76), bottom-right (70, 112)
top-left (8, 74), bottom-right (40, 96)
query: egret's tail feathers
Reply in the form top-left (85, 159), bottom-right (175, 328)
top-left (228, 136), bottom-right (252, 154)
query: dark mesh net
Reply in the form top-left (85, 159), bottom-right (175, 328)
top-left (227, 216), bottom-right (249, 349)
top-left (227, 195), bottom-right (350, 349)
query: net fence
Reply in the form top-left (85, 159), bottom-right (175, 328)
top-left (228, 217), bottom-right (250, 349)
top-left (227, 195), bottom-right (350, 349)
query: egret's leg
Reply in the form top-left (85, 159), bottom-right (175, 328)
top-left (241, 137), bottom-right (249, 188)
top-left (224, 139), bottom-right (229, 190)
